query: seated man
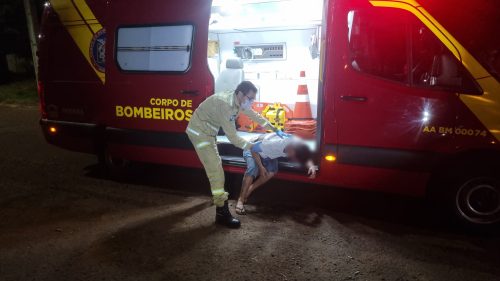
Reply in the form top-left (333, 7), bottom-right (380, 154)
top-left (235, 132), bottom-right (317, 214)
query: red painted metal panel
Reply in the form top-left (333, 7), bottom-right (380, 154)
top-left (103, 0), bottom-right (214, 133)
top-left (38, 0), bottom-right (499, 199)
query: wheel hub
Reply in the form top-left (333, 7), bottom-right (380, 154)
top-left (456, 177), bottom-right (500, 225)
top-left (466, 184), bottom-right (500, 216)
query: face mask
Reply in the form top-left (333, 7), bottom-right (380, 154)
top-left (241, 97), bottom-right (253, 110)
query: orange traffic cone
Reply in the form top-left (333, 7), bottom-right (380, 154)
top-left (293, 71), bottom-right (313, 119)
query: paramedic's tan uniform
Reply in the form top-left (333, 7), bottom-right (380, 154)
top-left (186, 91), bottom-right (276, 206)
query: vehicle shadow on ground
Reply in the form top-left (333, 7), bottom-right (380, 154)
top-left (61, 201), bottom-right (221, 277)
top-left (83, 161), bottom-right (500, 236)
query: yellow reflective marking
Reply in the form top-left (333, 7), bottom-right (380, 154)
top-left (369, 0), bottom-right (500, 141)
top-left (211, 188), bottom-right (225, 195)
top-left (196, 141), bottom-right (211, 149)
top-left (73, 0), bottom-right (101, 33)
top-left (462, 77), bottom-right (500, 141)
top-left (50, 0), bottom-right (105, 83)
top-left (186, 127), bottom-right (200, 136)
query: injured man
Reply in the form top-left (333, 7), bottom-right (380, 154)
top-left (235, 132), bottom-right (317, 215)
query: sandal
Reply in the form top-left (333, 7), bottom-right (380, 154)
top-left (235, 205), bottom-right (247, 215)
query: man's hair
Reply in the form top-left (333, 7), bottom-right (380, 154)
top-left (235, 81), bottom-right (258, 96)
top-left (293, 142), bottom-right (312, 165)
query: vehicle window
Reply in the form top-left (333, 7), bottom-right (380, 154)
top-left (411, 24), bottom-right (482, 94)
top-left (116, 25), bottom-right (193, 72)
top-left (347, 9), bottom-right (409, 84)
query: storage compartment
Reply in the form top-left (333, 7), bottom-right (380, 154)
top-left (208, 0), bottom-right (325, 169)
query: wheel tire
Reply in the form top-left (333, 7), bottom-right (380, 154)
top-left (450, 175), bottom-right (500, 226)
top-left (97, 148), bottom-right (130, 179)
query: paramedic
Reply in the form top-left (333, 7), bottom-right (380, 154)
top-left (235, 133), bottom-right (317, 214)
top-left (186, 81), bottom-right (285, 228)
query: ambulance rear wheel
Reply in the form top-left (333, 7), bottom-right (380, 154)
top-left (451, 176), bottom-right (500, 226)
top-left (98, 149), bottom-right (130, 178)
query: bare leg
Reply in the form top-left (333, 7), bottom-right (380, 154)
top-left (243, 172), bottom-right (275, 202)
top-left (239, 175), bottom-right (254, 202)
top-left (236, 175), bottom-right (254, 213)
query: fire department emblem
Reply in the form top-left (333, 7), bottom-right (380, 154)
top-left (90, 28), bottom-right (106, 73)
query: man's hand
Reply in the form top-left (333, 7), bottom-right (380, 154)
top-left (307, 166), bottom-right (317, 179)
top-left (306, 161), bottom-right (317, 179)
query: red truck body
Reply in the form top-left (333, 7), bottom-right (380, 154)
top-left (38, 0), bottom-right (500, 225)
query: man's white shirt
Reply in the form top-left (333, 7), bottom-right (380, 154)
top-left (258, 133), bottom-right (296, 159)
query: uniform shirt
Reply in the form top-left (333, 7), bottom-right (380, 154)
top-left (258, 133), bottom-right (296, 159)
top-left (188, 91), bottom-right (276, 150)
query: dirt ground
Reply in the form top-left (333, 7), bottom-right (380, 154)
top-left (0, 105), bottom-right (499, 281)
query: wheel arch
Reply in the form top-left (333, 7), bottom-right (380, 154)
top-left (426, 148), bottom-right (500, 198)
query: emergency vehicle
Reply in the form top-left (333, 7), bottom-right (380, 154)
top-left (38, 0), bottom-right (500, 226)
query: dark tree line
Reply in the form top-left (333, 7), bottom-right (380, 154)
top-left (0, 0), bottom-right (44, 82)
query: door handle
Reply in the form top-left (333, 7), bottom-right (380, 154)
top-left (180, 90), bottom-right (199, 96)
top-left (340, 95), bottom-right (367, 102)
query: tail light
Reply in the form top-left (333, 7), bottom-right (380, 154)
top-left (37, 80), bottom-right (47, 118)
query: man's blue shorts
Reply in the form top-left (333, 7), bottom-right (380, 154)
top-left (243, 150), bottom-right (279, 178)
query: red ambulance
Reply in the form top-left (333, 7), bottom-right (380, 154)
top-left (38, 0), bottom-right (500, 226)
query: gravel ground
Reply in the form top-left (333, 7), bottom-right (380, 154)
top-left (0, 105), bottom-right (499, 281)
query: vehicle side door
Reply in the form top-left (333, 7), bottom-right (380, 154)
top-left (104, 0), bottom-right (213, 134)
top-left (331, 4), bottom-right (481, 193)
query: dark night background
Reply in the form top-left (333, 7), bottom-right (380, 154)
top-left (0, 0), bottom-right (43, 82)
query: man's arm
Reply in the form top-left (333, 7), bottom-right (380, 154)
top-left (217, 107), bottom-right (252, 150)
top-left (250, 142), bottom-right (269, 178)
top-left (252, 134), bottom-right (266, 142)
top-left (251, 151), bottom-right (269, 178)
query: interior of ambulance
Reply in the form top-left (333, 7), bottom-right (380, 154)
top-left (208, 0), bottom-right (324, 169)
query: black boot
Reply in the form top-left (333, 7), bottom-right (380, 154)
top-left (215, 201), bottom-right (241, 228)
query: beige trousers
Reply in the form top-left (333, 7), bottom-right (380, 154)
top-left (186, 128), bottom-right (228, 207)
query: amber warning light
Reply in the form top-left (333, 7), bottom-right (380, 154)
top-left (49, 126), bottom-right (57, 134)
top-left (325, 154), bottom-right (336, 162)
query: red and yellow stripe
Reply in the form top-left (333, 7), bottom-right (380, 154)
top-left (50, 0), bottom-right (105, 83)
top-left (369, 0), bottom-right (500, 141)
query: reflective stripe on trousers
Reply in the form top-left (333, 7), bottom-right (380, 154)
top-left (206, 122), bottom-right (219, 133)
top-left (186, 128), bottom-right (227, 204)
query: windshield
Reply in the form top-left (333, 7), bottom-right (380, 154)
top-left (420, 0), bottom-right (500, 81)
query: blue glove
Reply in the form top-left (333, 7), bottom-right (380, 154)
top-left (275, 130), bottom-right (291, 139)
top-left (250, 141), bottom-right (262, 153)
